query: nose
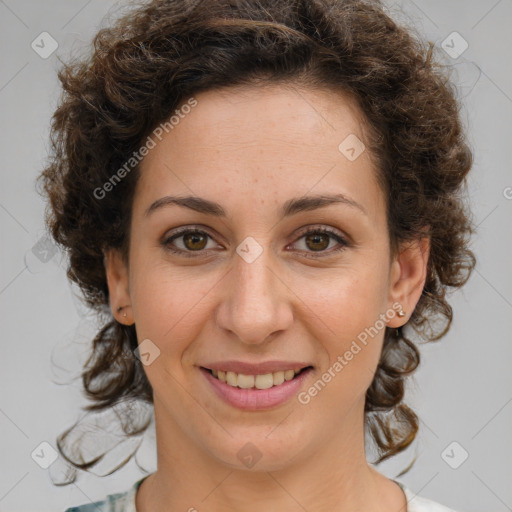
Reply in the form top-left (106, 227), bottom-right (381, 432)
top-left (214, 244), bottom-right (294, 346)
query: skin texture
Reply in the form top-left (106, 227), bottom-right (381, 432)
top-left (105, 84), bottom-right (429, 512)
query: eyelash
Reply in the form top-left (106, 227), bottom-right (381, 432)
top-left (161, 226), bottom-right (349, 259)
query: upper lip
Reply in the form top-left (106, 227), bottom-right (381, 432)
top-left (200, 360), bottom-right (312, 375)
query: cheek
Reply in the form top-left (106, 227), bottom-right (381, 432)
top-left (297, 283), bottom-right (386, 419)
top-left (290, 255), bottom-right (390, 337)
top-left (290, 260), bottom-right (389, 394)
top-left (129, 259), bottom-right (219, 362)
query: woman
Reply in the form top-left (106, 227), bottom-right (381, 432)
top-left (38, 0), bottom-right (476, 510)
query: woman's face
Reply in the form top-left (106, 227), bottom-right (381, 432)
top-left (106, 84), bottom-right (428, 471)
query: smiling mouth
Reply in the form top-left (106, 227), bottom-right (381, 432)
top-left (201, 366), bottom-right (313, 390)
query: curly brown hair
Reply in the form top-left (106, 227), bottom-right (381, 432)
top-left (38, 0), bottom-right (476, 484)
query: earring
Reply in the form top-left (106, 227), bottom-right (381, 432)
top-left (117, 305), bottom-right (129, 318)
top-left (397, 309), bottom-right (406, 317)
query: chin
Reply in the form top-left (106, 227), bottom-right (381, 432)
top-left (202, 427), bottom-right (311, 473)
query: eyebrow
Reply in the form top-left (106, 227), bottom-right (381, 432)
top-left (144, 193), bottom-right (367, 218)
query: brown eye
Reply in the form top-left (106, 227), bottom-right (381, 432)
top-left (182, 231), bottom-right (208, 251)
top-left (304, 232), bottom-right (330, 251)
top-left (162, 228), bottom-right (218, 257)
top-left (162, 226), bottom-right (349, 259)
top-left (291, 227), bottom-right (349, 258)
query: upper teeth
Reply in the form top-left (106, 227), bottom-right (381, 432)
top-left (212, 369), bottom-right (302, 389)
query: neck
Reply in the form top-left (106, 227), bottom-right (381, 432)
top-left (136, 396), bottom-right (407, 512)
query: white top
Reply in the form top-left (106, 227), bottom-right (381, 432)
top-left (64, 477), bottom-right (460, 512)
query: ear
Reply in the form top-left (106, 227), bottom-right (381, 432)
top-left (386, 234), bottom-right (430, 328)
top-left (104, 248), bottom-right (134, 325)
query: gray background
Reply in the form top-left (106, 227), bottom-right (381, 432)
top-left (1, 0), bottom-right (511, 511)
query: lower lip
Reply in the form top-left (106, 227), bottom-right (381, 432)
top-left (200, 367), bottom-right (313, 411)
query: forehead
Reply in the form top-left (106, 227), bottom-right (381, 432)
top-left (135, 84), bottom-right (384, 225)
